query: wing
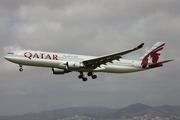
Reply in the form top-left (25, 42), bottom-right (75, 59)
top-left (82, 43), bottom-right (144, 68)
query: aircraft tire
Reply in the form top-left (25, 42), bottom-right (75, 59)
top-left (78, 74), bottom-right (83, 79)
top-left (92, 75), bottom-right (97, 79)
top-left (83, 77), bottom-right (87, 82)
top-left (87, 72), bottom-right (93, 76)
top-left (19, 68), bottom-right (23, 72)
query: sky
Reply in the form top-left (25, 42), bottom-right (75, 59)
top-left (0, 0), bottom-right (180, 116)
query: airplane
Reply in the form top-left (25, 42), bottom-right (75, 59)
top-left (4, 42), bottom-right (173, 82)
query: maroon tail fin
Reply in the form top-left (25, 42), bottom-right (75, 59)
top-left (140, 42), bottom-right (165, 68)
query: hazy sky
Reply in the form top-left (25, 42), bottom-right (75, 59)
top-left (0, 0), bottom-right (180, 116)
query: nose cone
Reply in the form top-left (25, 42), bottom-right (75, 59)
top-left (4, 55), bottom-right (16, 63)
top-left (4, 55), bottom-right (7, 59)
top-left (4, 52), bottom-right (16, 62)
top-left (4, 55), bottom-right (9, 60)
top-left (4, 55), bottom-right (11, 61)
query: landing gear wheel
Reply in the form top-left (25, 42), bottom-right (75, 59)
top-left (87, 72), bottom-right (93, 76)
top-left (19, 68), bottom-right (23, 72)
top-left (78, 74), bottom-right (83, 79)
top-left (87, 72), bottom-right (97, 79)
top-left (19, 64), bottom-right (23, 72)
top-left (78, 72), bottom-right (88, 82)
top-left (82, 77), bottom-right (87, 82)
top-left (92, 75), bottom-right (97, 79)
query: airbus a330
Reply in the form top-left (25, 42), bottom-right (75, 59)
top-left (4, 42), bottom-right (173, 81)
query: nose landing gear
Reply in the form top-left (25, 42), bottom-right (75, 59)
top-left (19, 64), bottom-right (23, 72)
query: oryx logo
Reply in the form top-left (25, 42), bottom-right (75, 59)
top-left (141, 43), bottom-right (165, 68)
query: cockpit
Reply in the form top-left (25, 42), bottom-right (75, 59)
top-left (8, 52), bottom-right (14, 55)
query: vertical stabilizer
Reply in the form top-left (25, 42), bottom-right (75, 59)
top-left (140, 42), bottom-right (165, 68)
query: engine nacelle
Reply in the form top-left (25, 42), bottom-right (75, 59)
top-left (52, 68), bottom-right (70, 74)
top-left (67, 61), bottom-right (84, 70)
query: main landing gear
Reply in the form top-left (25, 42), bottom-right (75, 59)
top-left (78, 72), bottom-right (87, 82)
top-left (87, 72), bottom-right (97, 79)
top-left (19, 64), bottom-right (23, 72)
top-left (78, 72), bottom-right (97, 82)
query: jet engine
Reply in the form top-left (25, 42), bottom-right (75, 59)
top-left (67, 61), bottom-right (84, 70)
top-left (52, 68), bottom-right (70, 74)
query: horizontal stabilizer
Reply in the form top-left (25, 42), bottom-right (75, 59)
top-left (148, 59), bottom-right (174, 68)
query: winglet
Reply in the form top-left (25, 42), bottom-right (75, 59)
top-left (137, 43), bottom-right (144, 49)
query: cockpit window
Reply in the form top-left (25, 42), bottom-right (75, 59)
top-left (8, 52), bottom-right (14, 55)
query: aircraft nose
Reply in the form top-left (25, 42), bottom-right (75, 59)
top-left (4, 56), bottom-right (7, 59)
top-left (4, 56), bottom-right (10, 60)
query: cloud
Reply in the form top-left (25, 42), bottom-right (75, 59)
top-left (0, 0), bottom-right (180, 116)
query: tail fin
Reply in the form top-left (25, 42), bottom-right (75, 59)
top-left (140, 42), bottom-right (165, 68)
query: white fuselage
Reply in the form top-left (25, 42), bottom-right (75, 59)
top-left (4, 50), bottom-right (147, 74)
top-left (4, 42), bottom-right (172, 81)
